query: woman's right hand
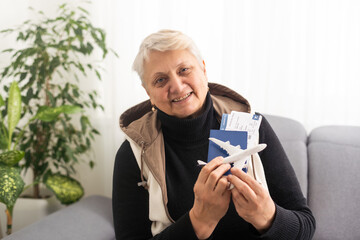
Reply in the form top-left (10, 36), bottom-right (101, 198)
top-left (189, 157), bottom-right (231, 239)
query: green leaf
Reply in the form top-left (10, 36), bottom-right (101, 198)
top-left (33, 106), bottom-right (60, 122)
top-left (44, 173), bottom-right (84, 205)
top-left (0, 28), bottom-right (13, 34)
top-left (91, 128), bottom-right (100, 135)
top-left (1, 67), bottom-right (10, 78)
top-left (0, 151), bottom-right (25, 166)
top-left (0, 165), bottom-right (25, 207)
top-left (61, 105), bottom-right (83, 115)
top-left (95, 69), bottom-right (101, 80)
top-left (89, 160), bottom-right (95, 169)
top-left (77, 7), bottom-right (89, 15)
top-left (1, 48), bottom-right (14, 53)
top-left (33, 105), bottom-right (83, 122)
top-left (110, 48), bottom-right (119, 58)
top-left (0, 95), bottom-right (4, 107)
top-left (19, 72), bottom-right (27, 82)
top-left (7, 81), bottom-right (22, 144)
top-left (16, 31), bottom-right (25, 41)
top-left (80, 116), bottom-right (90, 133)
top-left (72, 88), bottom-right (80, 98)
top-left (59, 3), bottom-right (67, 9)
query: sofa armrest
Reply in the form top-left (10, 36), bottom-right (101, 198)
top-left (308, 126), bottom-right (360, 240)
top-left (3, 195), bottom-right (115, 240)
top-left (265, 114), bottom-right (308, 197)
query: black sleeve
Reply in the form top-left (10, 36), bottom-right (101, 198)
top-left (112, 140), bottom-right (199, 240)
top-left (256, 116), bottom-right (316, 240)
top-left (112, 140), bottom-right (153, 239)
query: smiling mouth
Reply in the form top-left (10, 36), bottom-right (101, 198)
top-left (172, 92), bottom-right (192, 102)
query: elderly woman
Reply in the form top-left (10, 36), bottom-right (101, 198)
top-left (112, 30), bottom-right (315, 239)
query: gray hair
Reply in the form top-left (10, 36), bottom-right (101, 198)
top-left (132, 29), bottom-right (204, 83)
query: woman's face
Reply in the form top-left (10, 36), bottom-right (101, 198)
top-left (142, 49), bottom-right (208, 119)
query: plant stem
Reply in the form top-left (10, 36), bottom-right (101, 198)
top-left (33, 170), bottom-right (40, 198)
top-left (45, 75), bottom-right (51, 106)
top-left (34, 141), bottom-right (45, 196)
top-left (5, 207), bottom-right (13, 235)
top-left (34, 183), bottom-right (40, 198)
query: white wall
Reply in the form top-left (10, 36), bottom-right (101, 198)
top-left (1, 0), bottom-right (359, 199)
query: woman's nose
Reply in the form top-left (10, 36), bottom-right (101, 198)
top-left (168, 75), bottom-right (184, 93)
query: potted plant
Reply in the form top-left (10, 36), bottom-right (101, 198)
top-left (0, 81), bottom-right (83, 235)
top-left (0, 2), bottom-right (116, 235)
top-left (0, 82), bottom-right (25, 236)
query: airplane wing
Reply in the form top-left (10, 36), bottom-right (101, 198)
top-left (197, 142), bottom-right (267, 167)
top-left (223, 143), bottom-right (267, 164)
top-left (209, 137), bottom-right (267, 165)
top-left (208, 137), bottom-right (242, 156)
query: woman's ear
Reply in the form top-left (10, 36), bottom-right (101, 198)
top-left (202, 60), bottom-right (208, 82)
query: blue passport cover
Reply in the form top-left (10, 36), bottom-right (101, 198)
top-left (207, 129), bottom-right (248, 162)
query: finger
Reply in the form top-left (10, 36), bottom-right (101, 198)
top-left (214, 176), bottom-right (230, 195)
top-left (227, 174), bottom-right (257, 203)
top-left (231, 187), bottom-right (248, 206)
top-left (206, 163), bottom-right (231, 191)
top-left (230, 167), bottom-right (263, 195)
top-left (197, 157), bottom-right (223, 184)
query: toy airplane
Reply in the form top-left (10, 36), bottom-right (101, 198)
top-left (197, 137), bottom-right (267, 168)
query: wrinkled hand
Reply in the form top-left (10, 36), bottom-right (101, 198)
top-left (190, 157), bottom-right (231, 239)
top-left (227, 167), bottom-right (276, 233)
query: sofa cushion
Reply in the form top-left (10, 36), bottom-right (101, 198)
top-left (308, 126), bottom-right (360, 240)
top-left (265, 114), bottom-right (308, 197)
top-left (3, 195), bottom-right (115, 240)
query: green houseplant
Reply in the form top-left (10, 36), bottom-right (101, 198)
top-left (0, 82), bottom-right (25, 236)
top-left (0, 2), bottom-right (116, 235)
top-left (0, 81), bottom-right (83, 234)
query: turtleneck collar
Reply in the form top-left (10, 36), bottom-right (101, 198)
top-left (157, 92), bottom-right (219, 146)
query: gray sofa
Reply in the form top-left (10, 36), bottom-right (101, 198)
top-left (3, 115), bottom-right (360, 240)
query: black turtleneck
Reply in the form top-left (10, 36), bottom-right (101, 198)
top-left (157, 92), bottom-right (219, 221)
top-left (113, 92), bottom-right (315, 240)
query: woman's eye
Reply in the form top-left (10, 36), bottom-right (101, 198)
top-left (180, 68), bottom-right (188, 73)
top-left (154, 77), bottom-right (166, 86)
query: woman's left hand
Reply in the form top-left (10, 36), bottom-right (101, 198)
top-left (227, 167), bottom-right (276, 233)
